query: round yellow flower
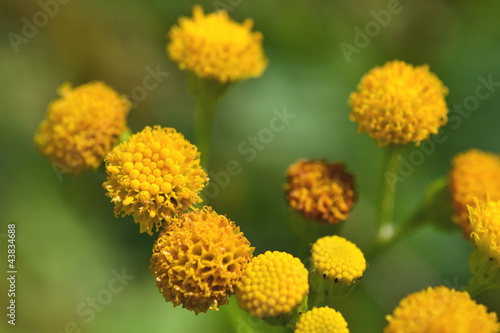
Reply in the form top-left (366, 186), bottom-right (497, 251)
top-left (450, 149), bottom-right (500, 237)
top-left (284, 160), bottom-right (356, 224)
top-left (150, 207), bottom-right (253, 314)
top-left (103, 126), bottom-right (207, 235)
top-left (295, 307), bottom-right (349, 333)
top-left (34, 81), bottom-right (130, 174)
top-left (384, 286), bottom-right (499, 333)
top-left (469, 197), bottom-right (500, 262)
top-left (349, 60), bottom-right (448, 147)
top-left (236, 251), bottom-right (309, 319)
top-left (168, 5), bottom-right (267, 83)
top-left (311, 235), bottom-right (366, 285)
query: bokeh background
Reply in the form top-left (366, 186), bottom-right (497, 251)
top-left (1, 0), bottom-right (500, 332)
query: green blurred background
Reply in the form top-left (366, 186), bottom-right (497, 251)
top-left (1, 0), bottom-right (500, 332)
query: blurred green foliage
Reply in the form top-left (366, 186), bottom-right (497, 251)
top-left (1, 0), bottom-right (500, 332)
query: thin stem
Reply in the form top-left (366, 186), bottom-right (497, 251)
top-left (195, 99), bottom-right (217, 172)
top-left (375, 146), bottom-right (402, 243)
top-left (466, 275), bottom-right (493, 298)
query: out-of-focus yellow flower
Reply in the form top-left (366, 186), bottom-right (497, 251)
top-left (167, 5), bottom-right (267, 83)
top-left (310, 235), bottom-right (366, 287)
top-left (349, 60), bottom-right (448, 147)
top-left (384, 286), bottom-right (499, 333)
top-left (34, 81), bottom-right (130, 174)
top-left (103, 126), bottom-right (207, 235)
top-left (284, 160), bottom-right (356, 224)
top-left (450, 149), bottom-right (500, 237)
top-left (236, 251), bottom-right (309, 325)
top-left (295, 307), bottom-right (349, 333)
top-left (150, 207), bottom-right (253, 314)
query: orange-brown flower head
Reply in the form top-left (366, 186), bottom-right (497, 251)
top-left (167, 5), bottom-right (267, 83)
top-left (150, 207), bottom-right (253, 314)
top-left (34, 81), bottom-right (130, 174)
top-left (384, 286), bottom-right (499, 333)
top-left (284, 160), bottom-right (356, 224)
top-left (349, 60), bottom-right (448, 147)
top-left (103, 126), bottom-right (207, 235)
top-left (450, 149), bottom-right (500, 237)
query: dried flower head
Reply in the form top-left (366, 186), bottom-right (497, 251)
top-left (34, 81), bottom-right (130, 174)
top-left (236, 251), bottom-right (309, 319)
top-left (384, 286), bottom-right (499, 333)
top-left (284, 160), bottom-right (356, 224)
top-left (150, 207), bottom-right (253, 314)
top-left (295, 307), bottom-right (349, 333)
top-left (450, 149), bottom-right (500, 237)
top-left (103, 126), bottom-right (207, 235)
top-left (349, 60), bottom-right (448, 147)
top-left (168, 5), bottom-right (267, 83)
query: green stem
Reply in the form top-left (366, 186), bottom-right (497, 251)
top-left (466, 274), bottom-right (493, 298)
top-left (375, 146), bottom-right (402, 243)
top-left (186, 73), bottom-right (231, 172)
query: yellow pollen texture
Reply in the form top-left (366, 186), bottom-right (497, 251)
top-left (236, 251), bottom-right (309, 318)
top-left (103, 126), bottom-right (207, 235)
top-left (167, 5), bottom-right (267, 83)
top-left (349, 60), bottom-right (448, 147)
top-left (311, 235), bottom-right (366, 284)
top-left (295, 307), bottom-right (349, 333)
top-left (384, 286), bottom-right (499, 333)
top-left (285, 160), bottom-right (356, 224)
top-left (469, 198), bottom-right (500, 262)
top-left (34, 81), bottom-right (130, 174)
top-left (150, 207), bottom-right (253, 314)
top-left (450, 149), bottom-right (500, 238)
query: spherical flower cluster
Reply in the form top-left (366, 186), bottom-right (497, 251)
top-left (469, 197), bottom-right (500, 263)
top-left (103, 126), bottom-right (207, 235)
top-left (167, 5), bottom-right (267, 83)
top-left (311, 235), bottom-right (366, 285)
top-left (450, 149), bottom-right (500, 237)
top-left (236, 251), bottom-right (309, 319)
top-left (34, 81), bottom-right (130, 174)
top-left (349, 60), bottom-right (448, 147)
top-left (150, 207), bottom-right (253, 314)
top-left (284, 160), bottom-right (356, 224)
top-left (384, 286), bottom-right (499, 333)
top-left (295, 307), bottom-right (349, 333)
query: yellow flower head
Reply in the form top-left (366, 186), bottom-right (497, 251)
top-left (236, 251), bottom-right (309, 319)
top-left (384, 286), bottom-right (499, 333)
top-left (150, 207), bottom-right (253, 314)
top-left (311, 235), bottom-right (366, 285)
top-left (295, 307), bottom-right (349, 333)
top-left (349, 60), bottom-right (448, 147)
top-left (103, 126), bottom-right (207, 235)
top-left (168, 5), bottom-right (267, 83)
top-left (34, 81), bottom-right (130, 174)
top-left (469, 197), bottom-right (500, 262)
top-left (284, 160), bottom-right (356, 224)
top-left (450, 149), bottom-right (500, 237)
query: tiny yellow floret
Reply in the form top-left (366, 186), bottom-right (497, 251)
top-left (150, 207), bottom-right (253, 314)
top-left (167, 5), bottom-right (267, 83)
top-left (311, 235), bottom-right (366, 284)
top-left (349, 60), bottom-right (448, 147)
top-left (236, 251), bottom-right (309, 319)
top-left (103, 126), bottom-right (207, 235)
top-left (384, 286), bottom-right (499, 333)
top-left (34, 81), bottom-right (130, 174)
top-left (295, 307), bottom-right (349, 333)
top-left (450, 149), bottom-right (500, 238)
top-left (285, 160), bottom-right (356, 224)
